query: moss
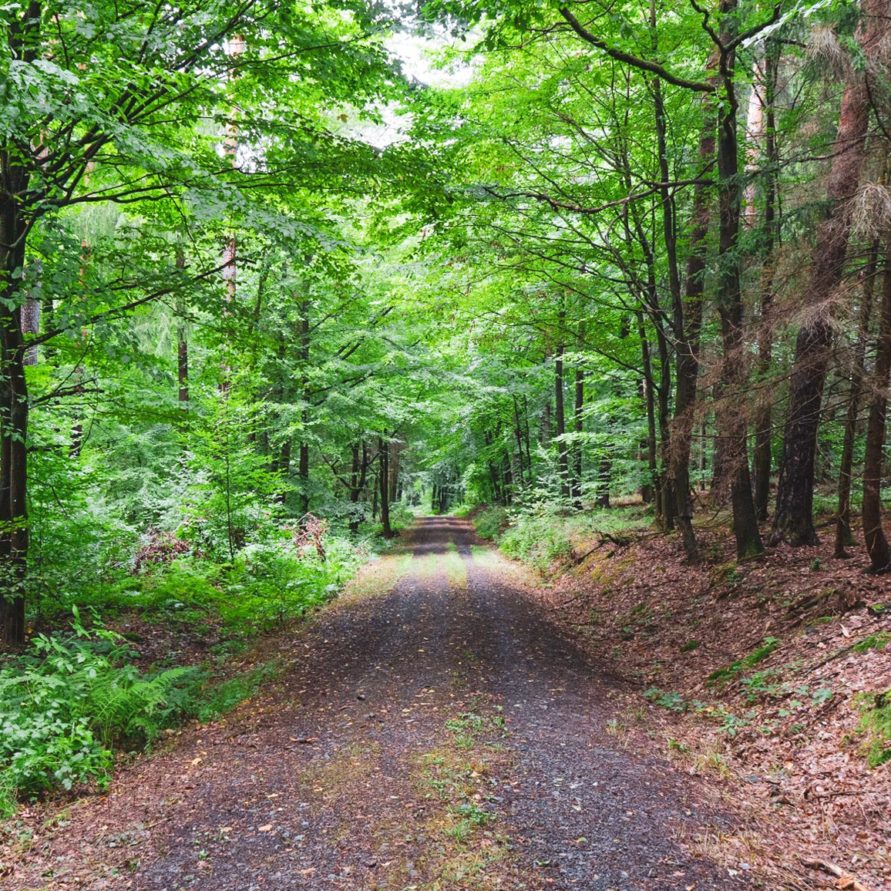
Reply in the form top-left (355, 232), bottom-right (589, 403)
top-left (707, 637), bottom-right (779, 687)
top-left (852, 632), bottom-right (890, 654)
top-left (855, 690), bottom-right (891, 768)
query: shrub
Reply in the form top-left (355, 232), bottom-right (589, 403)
top-left (498, 507), bottom-right (573, 568)
top-left (0, 612), bottom-right (200, 809)
top-left (474, 506), bottom-right (509, 541)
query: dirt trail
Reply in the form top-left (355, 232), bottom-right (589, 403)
top-left (7, 519), bottom-right (747, 890)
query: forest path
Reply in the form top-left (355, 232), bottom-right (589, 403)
top-left (9, 518), bottom-right (746, 891)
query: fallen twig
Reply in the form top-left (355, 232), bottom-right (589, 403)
top-left (802, 857), bottom-right (872, 891)
top-left (570, 531), bottom-right (638, 564)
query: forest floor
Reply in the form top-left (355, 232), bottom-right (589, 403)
top-left (524, 511), bottom-right (890, 891)
top-left (1, 517), bottom-right (751, 891)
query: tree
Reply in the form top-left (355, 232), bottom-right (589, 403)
top-left (773, 0), bottom-right (889, 546)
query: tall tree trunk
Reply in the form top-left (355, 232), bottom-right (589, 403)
top-left (752, 42), bottom-right (780, 521)
top-left (379, 436), bottom-right (393, 538)
top-left (522, 395), bottom-right (533, 473)
top-left (298, 438), bottom-right (309, 515)
top-left (638, 314), bottom-right (659, 514)
top-left (862, 241), bottom-right (891, 572)
top-left (773, 0), bottom-right (885, 545)
top-left (648, 10), bottom-right (684, 533)
top-left (669, 63), bottom-right (717, 561)
top-left (298, 300), bottom-right (310, 515)
top-left (0, 3), bottom-right (37, 643)
top-left (540, 396), bottom-right (551, 446)
top-left (349, 441), bottom-right (368, 533)
top-left (513, 395), bottom-right (527, 487)
top-left (484, 430), bottom-right (502, 504)
top-left (715, 0), bottom-right (763, 559)
top-left (389, 440), bottom-right (400, 504)
top-left (572, 355), bottom-right (584, 509)
top-left (554, 308), bottom-right (570, 499)
top-left (596, 455), bottom-right (611, 508)
top-left (836, 242), bottom-right (879, 555)
top-left (218, 33), bottom-right (245, 393)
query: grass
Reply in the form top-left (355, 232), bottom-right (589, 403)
top-left (412, 702), bottom-right (511, 889)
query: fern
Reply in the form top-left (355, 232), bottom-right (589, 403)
top-left (0, 616), bottom-right (200, 804)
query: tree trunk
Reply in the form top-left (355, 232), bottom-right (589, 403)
top-left (379, 436), bottom-right (393, 538)
top-left (389, 440), bottom-right (400, 504)
top-left (513, 395), bottom-right (527, 487)
top-left (596, 455), bottom-right (611, 508)
top-left (862, 241), bottom-right (891, 572)
top-left (715, 0), bottom-right (763, 559)
top-left (669, 66), bottom-right (716, 561)
top-left (648, 22), bottom-right (683, 534)
top-left (176, 250), bottom-right (189, 404)
top-left (752, 42), bottom-right (780, 521)
top-left (298, 300), bottom-right (310, 515)
top-left (554, 308), bottom-right (570, 499)
top-left (540, 397), bottom-right (551, 446)
top-left (638, 314), bottom-right (659, 514)
top-left (219, 34), bottom-right (245, 393)
top-left (348, 441), bottom-right (368, 533)
top-left (773, 0), bottom-right (885, 545)
top-left (0, 118), bottom-right (33, 644)
top-left (836, 242), bottom-right (879, 555)
top-left (572, 360), bottom-right (584, 509)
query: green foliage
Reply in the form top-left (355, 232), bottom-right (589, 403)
top-left (195, 661), bottom-right (281, 723)
top-left (855, 691), bottom-right (891, 768)
top-left (490, 504), bottom-right (646, 569)
top-left (707, 638), bottom-right (780, 687)
top-left (473, 506), bottom-right (509, 540)
top-left (852, 632), bottom-right (890, 654)
top-left (740, 670), bottom-right (782, 704)
top-left (0, 616), bottom-right (199, 807)
top-left (644, 687), bottom-right (687, 712)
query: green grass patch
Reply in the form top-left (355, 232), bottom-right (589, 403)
top-left (855, 690), bottom-right (891, 768)
top-left (852, 632), bottom-right (890, 654)
top-left (707, 637), bottom-right (779, 687)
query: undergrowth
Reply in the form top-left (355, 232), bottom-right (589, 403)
top-left (36, 533), bottom-right (369, 637)
top-left (0, 611), bottom-right (292, 817)
top-left (0, 613), bottom-right (199, 816)
top-left (474, 502), bottom-right (648, 570)
top-left (1, 522), bottom-right (379, 816)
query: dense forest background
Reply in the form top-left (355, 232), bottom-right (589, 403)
top-left (0, 0), bottom-right (889, 821)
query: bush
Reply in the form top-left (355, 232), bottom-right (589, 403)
top-left (474, 506), bottom-right (509, 540)
top-left (498, 505), bottom-right (574, 568)
top-left (0, 613), bottom-right (199, 812)
top-left (58, 530), bottom-right (369, 637)
top-left (474, 502), bottom-right (648, 570)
